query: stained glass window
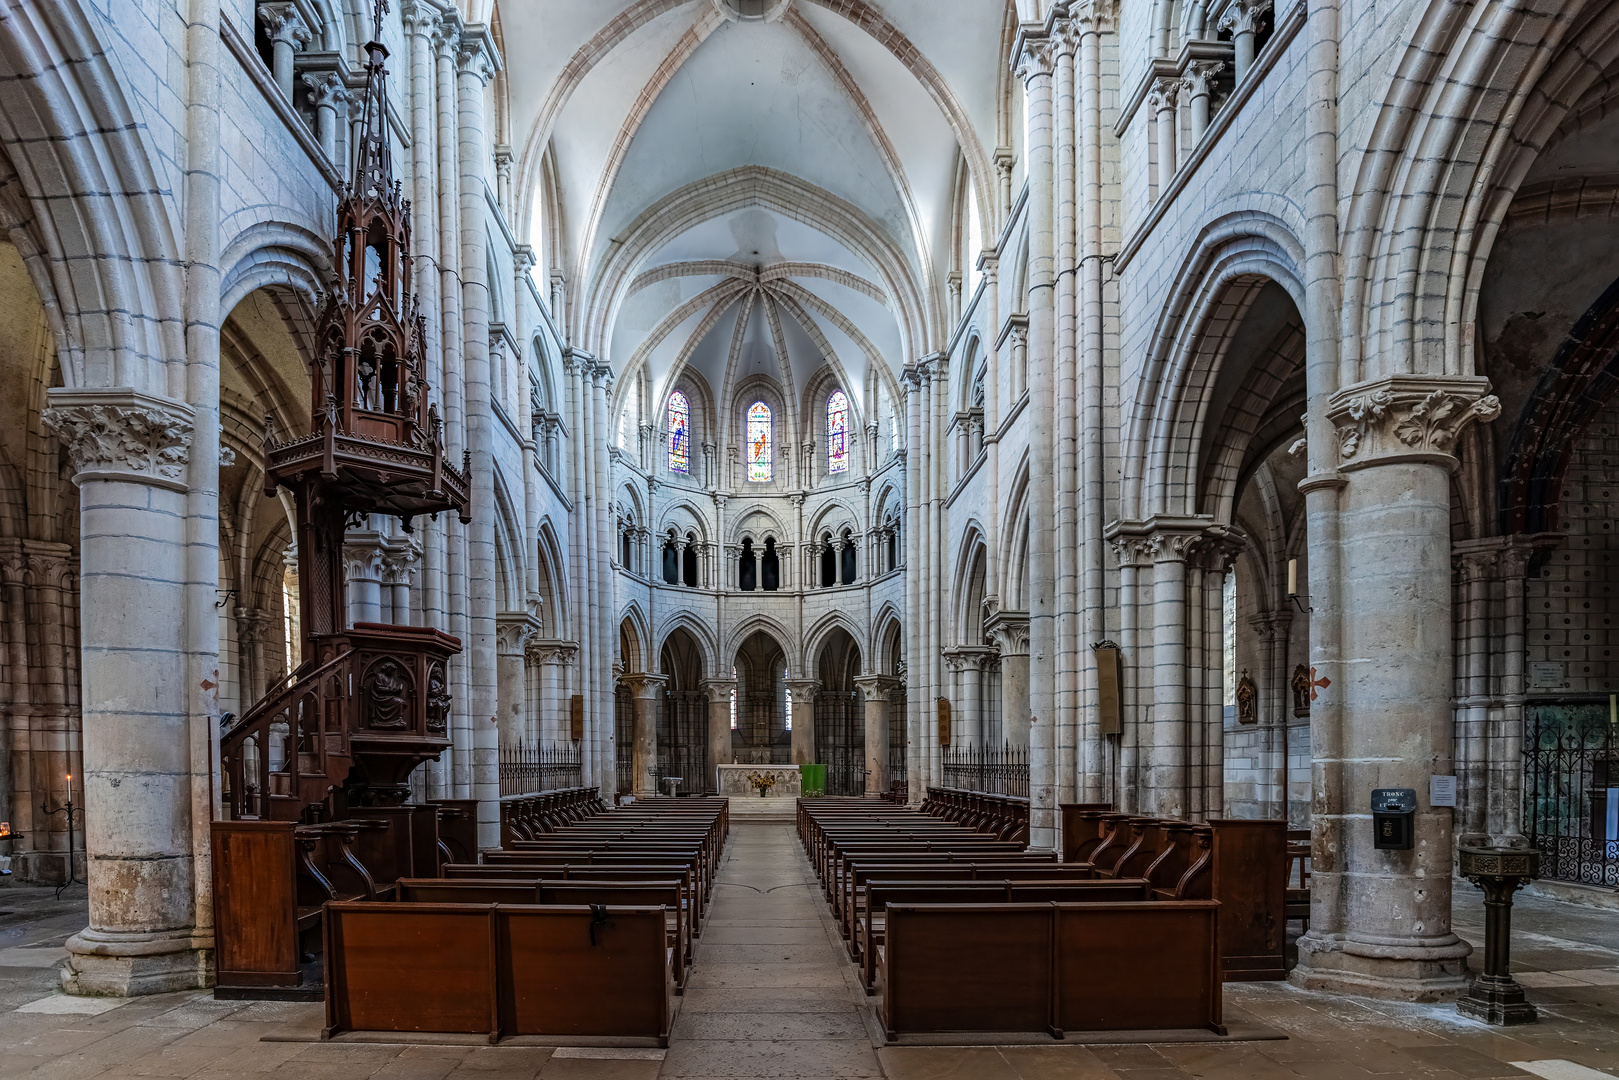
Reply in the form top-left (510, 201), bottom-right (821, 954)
top-left (667, 391), bottom-right (690, 473)
top-left (827, 390), bottom-right (849, 473)
top-left (747, 402), bottom-right (772, 482)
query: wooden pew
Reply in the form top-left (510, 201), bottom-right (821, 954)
top-left (877, 900), bottom-right (1222, 1039)
top-left (323, 901), bottom-right (671, 1043)
top-left (395, 877), bottom-right (690, 991)
top-left (858, 878), bottom-right (1152, 993)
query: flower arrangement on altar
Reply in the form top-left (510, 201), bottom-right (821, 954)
top-left (746, 771), bottom-right (778, 797)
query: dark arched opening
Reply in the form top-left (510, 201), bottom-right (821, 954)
top-left (739, 538), bottom-right (757, 591)
top-left (761, 537), bottom-right (780, 591)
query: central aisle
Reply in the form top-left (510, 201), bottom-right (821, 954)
top-left (659, 820), bottom-right (883, 1078)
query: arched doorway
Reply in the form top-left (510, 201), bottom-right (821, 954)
top-left (734, 631), bottom-right (788, 765)
top-left (658, 628), bottom-right (707, 795)
top-left (813, 629), bottom-right (864, 794)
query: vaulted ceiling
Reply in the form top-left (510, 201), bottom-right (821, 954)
top-left (498, 0), bottom-right (1014, 421)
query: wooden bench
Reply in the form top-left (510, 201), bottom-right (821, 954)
top-left (877, 900), bottom-right (1222, 1039)
top-left (858, 878), bottom-right (1152, 993)
top-left (323, 901), bottom-right (671, 1043)
top-left (395, 877), bottom-right (691, 991)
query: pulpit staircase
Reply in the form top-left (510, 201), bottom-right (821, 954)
top-left (211, 8), bottom-right (475, 999)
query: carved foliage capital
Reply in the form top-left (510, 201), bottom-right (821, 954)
top-left (43, 390), bottom-right (194, 490)
top-left (1015, 36), bottom-right (1056, 82)
top-left (1328, 377), bottom-right (1501, 469)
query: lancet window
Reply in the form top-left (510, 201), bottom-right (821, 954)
top-left (667, 391), bottom-right (690, 473)
top-left (827, 390), bottom-right (849, 473)
top-left (747, 402), bottom-right (772, 482)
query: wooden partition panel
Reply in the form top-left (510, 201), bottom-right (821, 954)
top-left (499, 907), bottom-right (669, 1039)
top-left (882, 904), bottom-right (1052, 1035)
top-left (1052, 902), bottom-right (1221, 1033)
top-left (212, 821), bottom-right (300, 988)
top-left (1209, 819), bottom-right (1287, 980)
top-left (326, 904), bottom-right (497, 1036)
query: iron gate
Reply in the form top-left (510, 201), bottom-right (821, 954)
top-left (889, 688), bottom-right (908, 795)
top-left (1525, 699), bottom-right (1619, 886)
top-left (614, 686), bottom-right (634, 794)
top-left (738, 692), bottom-right (788, 764)
top-left (658, 690), bottom-right (710, 795)
top-left (815, 690), bottom-right (863, 795)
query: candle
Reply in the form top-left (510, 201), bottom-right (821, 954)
top-left (1287, 558), bottom-right (1297, 597)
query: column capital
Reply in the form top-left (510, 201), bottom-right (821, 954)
top-left (784, 678), bottom-right (821, 704)
top-left (1148, 74), bottom-right (1182, 109)
top-left (257, 1), bottom-right (312, 47)
top-left (496, 611), bottom-right (542, 656)
top-left (456, 23), bottom-right (502, 81)
top-left (1218, 0), bottom-right (1274, 35)
top-left (301, 70), bottom-right (349, 109)
top-left (400, 0), bottom-right (442, 37)
top-left (620, 672), bottom-right (668, 699)
top-left (852, 674), bottom-right (898, 698)
top-left (43, 388), bottom-right (195, 492)
top-left (527, 638), bottom-right (578, 666)
top-left (944, 645), bottom-right (998, 672)
top-left (700, 677), bottom-right (737, 704)
top-left (985, 611), bottom-right (1030, 656)
top-left (1013, 31), bottom-right (1056, 82)
top-left (1328, 375), bottom-right (1500, 471)
top-left (1183, 59), bottom-right (1226, 96)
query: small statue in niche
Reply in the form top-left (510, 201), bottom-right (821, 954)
top-left (364, 658), bottom-right (411, 729)
top-left (1291, 664), bottom-right (1311, 717)
top-left (425, 660), bottom-right (451, 734)
top-left (356, 354), bottom-right (378, 410)
top-left (1236, 670), bottom-right (1258, 724)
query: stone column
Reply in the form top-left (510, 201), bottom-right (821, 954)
top-left (787, 679), bottom-right (820, 766)
top-left (1293, 376), bottom-right (1499, 999)
top-left (1016, 30), bottom-right (1057, 850)
top-left (343, 532), bottom-right (387, 626)
top-left (624, 674), bottom-right (665, 796)
top-left (301, 72), bottom-right (348, 162)
top-left (233, 607), bottom-right (275, 706)
top-left (1494, 540), bottom-right (1537, 845)
top-left (989, 618), bottom-right (1030, 752)
top-left (1150, 78), bottom-right (1179, 191)
top-left (1184, 62), bottom-right (1223, 141)
top-left (495, 614), bottom-right (539, 750)
top-left (380, 540), bottom-right (418, 624)
top-left (458, 27), bottom-right (502, 850)
top-left (854, 675), bottom-right (895, 796)
top-left (1147, 523), bottom-right (1205, 820)
top-left (1220, 0), bottom-right (1273, 81)
top-left (702, 678), bottom-right (735, 791)
top-left (1452, 546), bottom-right (1496, 847)
top-left (257, 3), bottom-right (310, 101)
top-left (45, 389), bottom-right (211, 994)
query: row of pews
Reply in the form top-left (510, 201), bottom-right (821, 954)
top-left (801, 797), bottom-right (1295, 1040)
top-left (320, 795), bottom-right (727, 1045)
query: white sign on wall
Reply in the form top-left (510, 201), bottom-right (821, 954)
top-left (1430, 775), bottom-right (1457, 808)
top-left (1529, 661), bottom-right (1567, 689)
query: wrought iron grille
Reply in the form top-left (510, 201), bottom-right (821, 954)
top-left (941, 743), bottom-right (1029, 797)
top-left (814, 690), bottom-right (863, 795)
top-left (657, 690), bottom-right (710, 795)
top-left (614, 686), bottom-right (634, 794)
top-left (889, 689), bottom-right (908, 794)
top-left (738, 693), bottom-right (788, 764)
top-left (1525, 699), bottom-right (1619, 886)
top-left (499, 742), bottom-right (582, 796)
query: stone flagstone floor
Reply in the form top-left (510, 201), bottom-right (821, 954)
top-left (0, 820), bottom-right (1615, 1079)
